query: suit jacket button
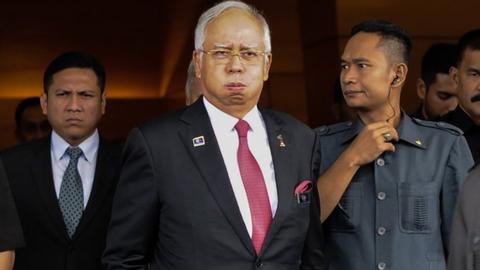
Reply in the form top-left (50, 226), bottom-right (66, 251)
top-left (256, 261), bottom-right (264, 268)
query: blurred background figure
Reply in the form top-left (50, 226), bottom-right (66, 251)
top-left (185, 61), bottom-right (203, 105)
top-left (412, 43), bottom-right (458, 120)
top-left (438, 29), bottom-right (480, 163)
top-left (14, 97), bottom-right (50, 144)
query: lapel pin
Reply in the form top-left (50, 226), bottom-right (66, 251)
top-left (192, 136), bottom-right (205, 147)
top-left (415, 139), bottom-right (422, 146)
top-left (277, 134), bottom-right (286, 148)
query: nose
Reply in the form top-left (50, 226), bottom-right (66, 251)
top-left (226, 53), bottom-right (245, 73)
top-left (341, 66), bottom-right (357, 85)
top-left (67, 94), bottom-right (82, 112)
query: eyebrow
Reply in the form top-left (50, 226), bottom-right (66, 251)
top-left (341, 57), bottom-right (371, 63)
top-left (467, 67), bottom-right (480, 74)
top-left (212, 43), bottom-right (260, 50)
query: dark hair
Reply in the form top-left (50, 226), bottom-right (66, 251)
top-left (456, 29), bottom-right (480, 66)
top-left (421, 43), bottom-right (457, 89)
top-left (43, 51), bottom-right (106, 93)
top-left (351, 19), bottom-right (412, 64)
top-left (15, 97), bottom-right (41, 128)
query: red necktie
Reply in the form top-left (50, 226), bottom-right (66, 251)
top-left (235, 119), bottom-right (272, 255)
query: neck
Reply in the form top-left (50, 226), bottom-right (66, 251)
top-left (357, 103), bottom-right (402, 128)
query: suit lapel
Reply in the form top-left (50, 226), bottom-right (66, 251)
top-left (31, 138), bottom-right (70, 240)
top-left (178, 99), bottom-right (255, 255)
top-left (73, 139), bottom-right (118, 239)
top-left (258, 109), bottom-right (295, 256)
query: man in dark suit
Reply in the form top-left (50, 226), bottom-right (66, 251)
top-left (103, 1), bottom-right (325, 270)
top-left (0, 51), bottom-right (121, 270)
top-left (447, 29), bottom-right (480, 270)
top-left (0, 160), bottom-right (24, 270)
top-left (437, 29), bottom-right (480, 162)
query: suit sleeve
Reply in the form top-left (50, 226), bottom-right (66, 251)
top-left (103, 128), bottom-right (159, 269)
top-left (441, 135), bottom-right (474, 255)
top-left (0, 158), bottom-right (24, 251)
top-left (301, 133), bottom-right (326, 270)
top-left (447, 177), bottom-right (470, 270)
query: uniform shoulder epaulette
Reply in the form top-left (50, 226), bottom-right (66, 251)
top-left (315, 121), bottom-right (353, 136)
top-left (412, 118), bottom-right (463, 136)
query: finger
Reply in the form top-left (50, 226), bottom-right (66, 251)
top-left (382, 143), bottom-right (396, 153)
top-left (372, 126), bottom-right (395, 140)
top-left (389, 129), bottom-right (399, 142)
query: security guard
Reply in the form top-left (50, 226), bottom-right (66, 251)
top-left (437, 29), bottom-right (480, 164)
top-left (315, 20), bottom-right (474, 270)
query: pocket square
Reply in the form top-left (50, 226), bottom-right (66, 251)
top-left (294, 180), bottom-right (313, 194)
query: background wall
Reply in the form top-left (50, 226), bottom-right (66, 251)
top-left (1, 0), bottom-right (478, 149)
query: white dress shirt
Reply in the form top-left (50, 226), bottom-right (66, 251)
top-left (50, 129), bottom-right (99, 208)
top-left (203, 97), bottom-right (278, 237)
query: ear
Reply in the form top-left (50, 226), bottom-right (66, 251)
top-left (193, 50), bottom-right (202, 79)
top-left (263, 53), bottom-right (272, 81)
top-left (40, 93), bottom-right (48, 115)
top-left (450, 66), bottom-right (459, 87)
top-left (416, 78), bottom-right (426, 101)
top-left (391, 63), bottom-right (408, 87)
top-left (101, 91), bottom-right (106, 115)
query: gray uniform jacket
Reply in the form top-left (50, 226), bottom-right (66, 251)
top-left (314, 114), bottom-right (473, 270)
top-left (448, 164), bottom-right (480, 270)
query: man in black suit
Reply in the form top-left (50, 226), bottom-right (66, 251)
top-left (0, 51), bottom-right (121, 270)
top-left (103, 1), bottom-right (325, 269)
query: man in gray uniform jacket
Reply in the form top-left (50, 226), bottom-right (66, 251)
top-left (315, 20), bottom-right (473, 270)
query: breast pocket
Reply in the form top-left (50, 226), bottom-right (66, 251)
top-left (326, 181), bottom-right (363, 232)
top-left (398, 181), bottom-right (440, 234)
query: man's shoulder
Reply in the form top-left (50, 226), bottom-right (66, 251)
top-left (459, 164), bottom-right (480, 203)
top-left (0, 138), bottom-right (48, 161)
top-left (260, 108), bottom-right (312, 132)
top-left (314, 121), bottom-right (354, 137)
top-left (411, 117), bottom-right (464, 136)
top-left (137, 107), bottom-right (189, 135)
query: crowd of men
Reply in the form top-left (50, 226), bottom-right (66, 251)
top-left (0, 1), bottom-right (479, 270)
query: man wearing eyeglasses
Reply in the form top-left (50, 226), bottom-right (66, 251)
top-left (103, 1), bottom-right (325, 270)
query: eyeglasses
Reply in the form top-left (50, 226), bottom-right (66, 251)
top-left (200, 48), bottom-right (267, 65)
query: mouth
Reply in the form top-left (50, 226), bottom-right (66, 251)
top-left (66, 118), bottom-right (82, 124)
top-left (225, 82), bottom-right (246, 91)
top-left (343, 90), bottom-right (366, 97)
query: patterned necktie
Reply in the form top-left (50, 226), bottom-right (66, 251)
top-left (59, 146), bottom-right (84, 238)
top-left (235, 119), bottom-right (272, 255)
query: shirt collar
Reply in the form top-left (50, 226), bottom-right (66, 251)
top-left (203, 96), bottom-right (263, 133)
top-left (51, 129), bottom-right (100, 162)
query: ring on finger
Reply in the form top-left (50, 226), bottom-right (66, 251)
top-left (382, 132), bottom-right (392, 142)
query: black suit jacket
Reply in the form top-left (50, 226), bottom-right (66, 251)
top-left (103, 99), bottom-right (325, 270)
top-left (0, 136), bottom-right (121, 270)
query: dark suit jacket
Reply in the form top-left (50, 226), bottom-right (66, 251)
top-left (0, 136), bottom-right (121, 270)
top-left (448, 164), bottom-right (480, 270)
top-left (103, 99), bottom-right (325, 270)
